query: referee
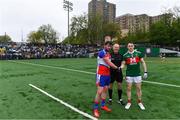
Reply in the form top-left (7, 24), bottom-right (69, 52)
top-left (108, 44), bottom-right (125, 105)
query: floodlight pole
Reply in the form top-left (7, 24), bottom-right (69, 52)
top-left (4, 32), bottom-right (7, 42)
top-left (63, 0), bottom-right (73, 44)
top-left (68, 5), bottom-right (70, 38)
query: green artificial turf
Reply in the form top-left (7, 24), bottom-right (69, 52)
top-left (0, 57), bottom-right (180, 119)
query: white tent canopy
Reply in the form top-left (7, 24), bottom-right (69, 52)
top-left (160, 48), bottom-right (179, 53)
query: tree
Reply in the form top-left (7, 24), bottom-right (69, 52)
top-left (62, 14), bottom-right (89, 44)
top-left (149, 21), bottom-right (170, 45)
top-left (63, 13), bottom-right (122, 45)
top-left (0, 34), bottom-right (12, 43)
top-left (88, 14), bottom-right (122, 44)
top-left (121, 7), bottom-right (180, 45)
top-left (149, 12), bottom-right (174, 45)
top-left (27, 31), bottom-right (43, 43)
top-left (27, 24), bottom-right (59, 44)
top-left (170, 19), bottom-right (180, 44)
top-left (70, 14), bottom-right (89, 44)
top-left (70, 14), bottom-right (88, 37)
top-left (38, 24), bottom-right (58, 44)
top-left (172, 6), bottom-right (180, 19)
top-left (88, 14), bottom-right (104, 44)
top-left (121, 29), bottom-right (149, 44)
top-left (103, 23), bottom-right (122, 42)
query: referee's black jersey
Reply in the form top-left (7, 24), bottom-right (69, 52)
top-left (110, 52), bottom-right (123, 72)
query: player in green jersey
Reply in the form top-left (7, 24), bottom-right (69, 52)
top-left (120, 43), bottom-right (148, 110)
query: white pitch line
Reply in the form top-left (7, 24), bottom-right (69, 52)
top-left (9, 60), bottom-right (94, 75)
top-left (29, 84), bottom-right (98, 120)
top-left (143, 81), bottom-right (180, 88)
top-left (9, 60), bottom-right (180, 88)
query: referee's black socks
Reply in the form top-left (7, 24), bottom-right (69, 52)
top-left (109, 89), bottom-right (123, 100)
top-left (118, 89), bottom-right (122, 100)
top-left (108, 89), bottom-right (113, 100)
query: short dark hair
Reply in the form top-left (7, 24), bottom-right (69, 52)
top-left (104, 41), bottom-right (112, 45)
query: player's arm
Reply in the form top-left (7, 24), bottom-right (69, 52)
top-left (141, 58), bottom-right (148, 79)
top-left (120, 61), bottom-right (126, 69)
top-left (120, 54), bottom-right (126, 69)
top-left (103, 57), bottom-right (118, 69)
top-left (141, 58), bottom-right (147, 72)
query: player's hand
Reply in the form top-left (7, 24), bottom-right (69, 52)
top-left (117, 67), bottom-right (122, 72)
top-left (143, 72), bottom-right (148, 79)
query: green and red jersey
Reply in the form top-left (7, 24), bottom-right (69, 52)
top-left (123, 50), bottom-right (144, 77)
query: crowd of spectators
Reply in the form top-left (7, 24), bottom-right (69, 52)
top-left (1, 43), bottom-right (179, 60)
top-left (0, 43), bottom-right (100, 60)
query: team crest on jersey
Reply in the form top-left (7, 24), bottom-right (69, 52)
top-left (130, 57), bottom-right (137, 63)
top-left (126, 57), bottom-right (140, 65)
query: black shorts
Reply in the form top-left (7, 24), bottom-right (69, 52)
top-left (110, 71), bottom-right (123, 83)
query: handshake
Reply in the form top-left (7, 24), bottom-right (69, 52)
top-left (116, 67), bottom-right (122, 72)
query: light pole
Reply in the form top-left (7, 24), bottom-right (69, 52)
top-left (4, 32), bottom-right (7, 42)
top-left (63, 0), bottom-right (73, 43)
top-left (21, 29), bottom-right (24, 43)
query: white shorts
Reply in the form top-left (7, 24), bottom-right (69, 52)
top-left (126, 76), bottom-right (142, 83)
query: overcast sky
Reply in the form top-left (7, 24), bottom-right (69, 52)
top-left (0, 0), bottom-right (180, 42)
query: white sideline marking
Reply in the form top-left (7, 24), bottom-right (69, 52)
top-left (143, 81), bottom-right (180, 88)
top-left (9, 60), bottom-right (180, 88)
top-left (29, 84), bottom-right (98, 120)
top-left (9, 60), bottom-right (95, 75)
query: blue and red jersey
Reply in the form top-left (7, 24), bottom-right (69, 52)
top-left (96, 49), bottom-right (111, 76)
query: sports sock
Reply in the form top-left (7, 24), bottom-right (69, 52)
top-left (128, 99), bottom-right (131, 103)
top-left (118, 89), bottom-right (122, 100)
top-left (94, 101), bottom-right (99, 110)
top-left (108, 89), bottom-right (113, 100)
top-left (138, 99), bottom-right (142, 103)
top-left (101, 99), bottom-right (106, 107)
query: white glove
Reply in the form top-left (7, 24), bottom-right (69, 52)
top-left (143, 72), bottom-right (148, 79)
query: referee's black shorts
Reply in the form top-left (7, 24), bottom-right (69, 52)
top-left (110, 70), bottom-right (123, 83)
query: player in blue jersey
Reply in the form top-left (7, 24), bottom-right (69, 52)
top-left (93, 36), bottom-right (120, 118)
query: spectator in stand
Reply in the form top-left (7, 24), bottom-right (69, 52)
top-left (0, 43), bottom-right (100, 60)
